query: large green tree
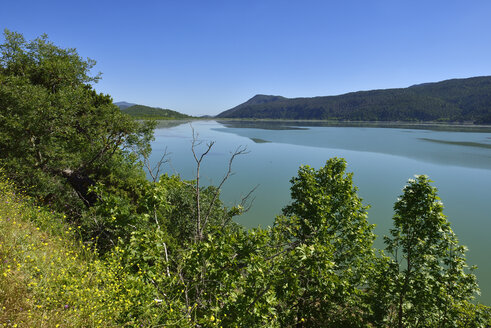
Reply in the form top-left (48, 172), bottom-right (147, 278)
top-left (0, 30), bottom-right (154, 214)
top-left (277, 158), bottom-right (376, 326)
top-left (282, 158), bottom-right (375, 281)
top-left (384, 175), bottom-right (479, 327)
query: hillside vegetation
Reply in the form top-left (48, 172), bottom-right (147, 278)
top-left (0, 174), bottom-right (152, 327)
top-left (2, 30), bottom-right (491, 327)
top-left (121, 104), bottom-right (192, 120)
top-left (217, 76), bottom-right (491, 123)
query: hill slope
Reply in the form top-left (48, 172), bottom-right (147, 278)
top-left (217, 76), bottom-right (491, 123)
top-left (114, 101), bottom-right (137, 110)
top-left (121, 104), bottom-right (192, 119)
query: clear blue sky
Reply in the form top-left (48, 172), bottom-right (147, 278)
top-left (2, 0), bottom-right (491, 116)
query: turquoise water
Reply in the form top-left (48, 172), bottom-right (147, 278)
top-left (149, 120), bottom-right (491, 304)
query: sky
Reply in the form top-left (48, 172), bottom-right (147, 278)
top-left (2, 0), bottom-right (491, 116)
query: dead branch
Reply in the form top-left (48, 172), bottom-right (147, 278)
top-left (190, 126), bottom-right (215, 241)
top-left (239, 184), bottom-right (259, 213)
top-left (202, 145), bottom-right (249, 231)
top-left (190, 126), bottom-right (250, 241)
top-left (144, 147), bottom-right (170, 182)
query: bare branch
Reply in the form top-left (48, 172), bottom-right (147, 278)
top-left (239, 184), bottom-right (259, 213)
top-left (202, 145), bottom-right (249, 235)
top-left (189, 125), bottom-right (251, 241)
top-left (163, 241), bottom-right (171, 277)
top-left (144, 147), bottom-right (170, 182)
top-left (190, 125), bottom-right (216, 241)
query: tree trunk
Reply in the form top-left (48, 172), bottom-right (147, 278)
top-left (61, 169), bottom-right (98, 207)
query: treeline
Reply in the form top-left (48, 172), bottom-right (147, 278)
top-left (1, 30), bottom-right (491, 327)
top-left (121, 104), bottom-right (192, 120)
top-left (217, 77), bottom-right (491, 123)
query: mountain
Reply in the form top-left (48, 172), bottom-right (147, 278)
top-left (121, 104), bottom-right (192, 119)
top-left (114, 101), bottom-right (137, 110)
top-left (217, 76), bottom-right (491, 124)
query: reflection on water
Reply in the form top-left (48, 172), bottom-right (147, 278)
top-left (154, 119), bottom-right (193, 129)
top-left (214, 121), bottom-right (491, 170)
top-left (218, 119), bottom-right (491, 132)
top-left (218, 120), bottom-right (309, 130)
top-left (250, 137), bottom-right (271, 143)
top-left (419, 138), bottom-right (491, 149)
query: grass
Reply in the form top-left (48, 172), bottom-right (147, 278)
top-left (0, 176), bottom-right (109, 327)
top-left (0, 175), bottom-right (167, 327)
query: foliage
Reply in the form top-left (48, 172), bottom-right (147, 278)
top-left (77, 171), bottom-right (241, 255)
top-left (0, 29), bottom-right (155, 214)
top-left (168, 226), bottom-right (280, 327)
top-left (0, 171), bottom-right (193, 327)
top-left (2, 161), bottom-right (491, 327)
top-left (384, 175), bottom-right (481, 327)
top-left (282, 158), bottom-right (375, 265)
top-left (277, 158), bottom-right (376, 326)
top-left (217, 76), bottom-right (491, 123)
top-left (155, 174), bottom-right (240, 244)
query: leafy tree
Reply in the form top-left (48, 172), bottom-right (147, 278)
top-left (169, 225), bottom-right (280, 327)
top-left (0, 29), bottom-right (154, 214)
top-left (117, 159), bottom-right (377, 327)
top-left (384, 175), bottom-right (479, 327)
top-left (282, 158), bottom-right (375, 280)
top-left (277, 158), bottom-right (376, 327)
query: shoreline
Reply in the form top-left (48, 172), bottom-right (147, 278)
top-left (150, 118), bottom-right (491, 132)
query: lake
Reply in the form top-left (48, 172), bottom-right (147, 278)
top-left (149, 120), bottom-right (491, 304)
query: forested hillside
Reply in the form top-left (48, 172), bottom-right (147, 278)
top-left (120, 104), bottom-right (192, 119)
top-left (217, 76), bottom-right (491, 123)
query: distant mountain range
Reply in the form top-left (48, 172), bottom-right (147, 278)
top-left (217, 76), bottom-right (491, 124)
top-left (115, 102), bottom-right (192, 119)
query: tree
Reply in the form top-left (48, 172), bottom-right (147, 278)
top-left (282, 158), bottom-right (375, 280)
top-left (0, 29), bottom-right (154, 214)
top-left (277, 158), bottom-right (376, 327)
top-left (384, 175), bottom-right (479, 327)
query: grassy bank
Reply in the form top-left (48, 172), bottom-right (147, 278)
top-left (0, 175), bottom-right (170, 328)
